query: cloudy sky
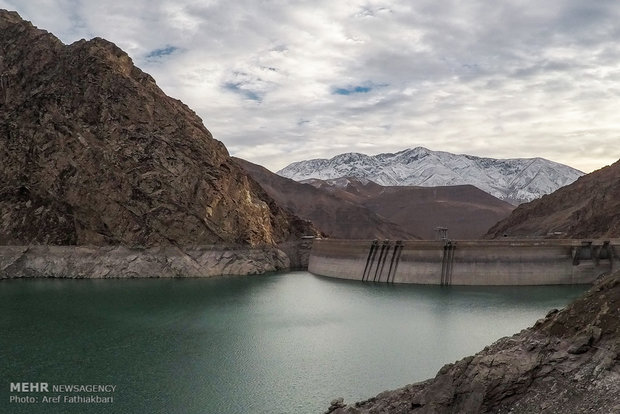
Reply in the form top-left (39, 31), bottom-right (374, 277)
top-left (2, 0), bottom-right (620, 173)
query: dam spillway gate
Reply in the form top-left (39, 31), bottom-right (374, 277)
top-left (308, 239), bottom-right (619, 286)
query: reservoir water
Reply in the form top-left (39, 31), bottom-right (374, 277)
top-left (1, 271), bottom-right (587, 413)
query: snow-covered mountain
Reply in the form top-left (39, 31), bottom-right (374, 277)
top-left (277, 147), bottom-right (584, 205)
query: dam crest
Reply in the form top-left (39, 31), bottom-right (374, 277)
top-left (308, 239), bottom-right (619, 285)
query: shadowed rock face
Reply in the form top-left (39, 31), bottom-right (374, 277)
top-left (0, 10), bottom-right (313, 247)
top-left (486, 159), bottom-right (620, 239)
top-left (326, 272), bottom-right (620, 414)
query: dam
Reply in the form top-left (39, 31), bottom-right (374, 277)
top-left (308, 239), bottom-right (619, 285)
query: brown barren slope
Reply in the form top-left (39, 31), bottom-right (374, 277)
top-left (306, 178), bottom-right (515, 239)
top-left (350, 183), bottom-right (515, 240)
top-left (486, 159), bottom-right (620, 239)
top-left (0, 10), bottom-right (313, 247)
top-left (233, 158), bottom-right (418, 240)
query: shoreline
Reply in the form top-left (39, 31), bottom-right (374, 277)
top-left (326, 271), bottom-right (620, 413)
top-left (0, 241), bottom-right (312, 279)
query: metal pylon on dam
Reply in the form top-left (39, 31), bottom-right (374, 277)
top-left (440, 240), bottom-right (456, 286)
top-left (361, 240), bottom-right (404, 283)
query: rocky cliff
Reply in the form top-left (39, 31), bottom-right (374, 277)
top-left (327, 271), bottom-right (620, 413)
top-left (486, 159), bottom-right (620, 239)
top-left (0, 10), bottom-right (312, 248)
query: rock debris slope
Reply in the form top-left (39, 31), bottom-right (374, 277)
top-left (278, 147), bottom-right (583, 205)
top-left (327, 271), bottom-right (620, 414)
top-left (486, 158), bottom-right (620, 239)
top-left (0, 10), bottom-right (312, 247)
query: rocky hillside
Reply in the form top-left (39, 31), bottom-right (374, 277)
top-left (278, 147), bottom-right (583, 205)
top-left (327, 271), bottom-right (620, 413)
top-left (233, 158), bottom-right (417, 240)
top-left (236, 158), bottom-right (515, 240)
top-left (0, 10), bottom-right (312, 247)
top-left (306, 178), bottom-right (515, 240)
top-left (486, 159), bottom-right (620, 239)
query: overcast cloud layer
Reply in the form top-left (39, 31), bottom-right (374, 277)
top-left (2, 0), bottom-right (620, 172)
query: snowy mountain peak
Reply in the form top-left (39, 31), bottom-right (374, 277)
top-left (277, 148), bottom-right (584, 205)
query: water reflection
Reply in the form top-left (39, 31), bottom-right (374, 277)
top-left (1, 272), bottom-right (586, 414)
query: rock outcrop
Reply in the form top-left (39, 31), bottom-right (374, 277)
top-left (486, 159), bottom-right (620, 239)
top-left (326, 271), bottom-right (620, 413)
top-left (0, 10), bottom-right (313, 248)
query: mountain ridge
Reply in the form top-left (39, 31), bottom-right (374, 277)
top-left (486, 158), bottom-right (620, 239)
top-left (233, 157), bottom-right (419, 240)
top-left (0, 9), bottom-right (313, 247)
top-left (277, 147), bottom-right (583, 205)
top-left (304, 177), bottom-right (515, 239)
top-left (237, 158), bottom-right (515, 240)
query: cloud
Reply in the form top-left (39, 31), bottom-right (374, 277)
top-left (3, 0), bottom-right (620, 173)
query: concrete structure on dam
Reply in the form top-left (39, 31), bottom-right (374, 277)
top-left (308, 239), bottom-right (619, 285)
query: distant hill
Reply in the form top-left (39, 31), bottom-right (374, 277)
top-left (304, 177), bottom-right (515, 240)
top-left (233, 158), bottom-right (418, 240)
top-left (277, 147), bottom-right (583, 205)
top-left (486, 159), bottom-right (620, 239)
top-left (236, 159), bottom-right (515, 240)
top-left (0, 10), bottom-right (312, 246)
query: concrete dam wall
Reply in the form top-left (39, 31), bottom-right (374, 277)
top-left (308, 239), bottom-right (619, 285)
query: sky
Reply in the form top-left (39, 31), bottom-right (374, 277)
top-left (2, 0), bottom-right (620, 173)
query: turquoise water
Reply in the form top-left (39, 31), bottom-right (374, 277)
top-left (0, 272), bottom-right (586, 413)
